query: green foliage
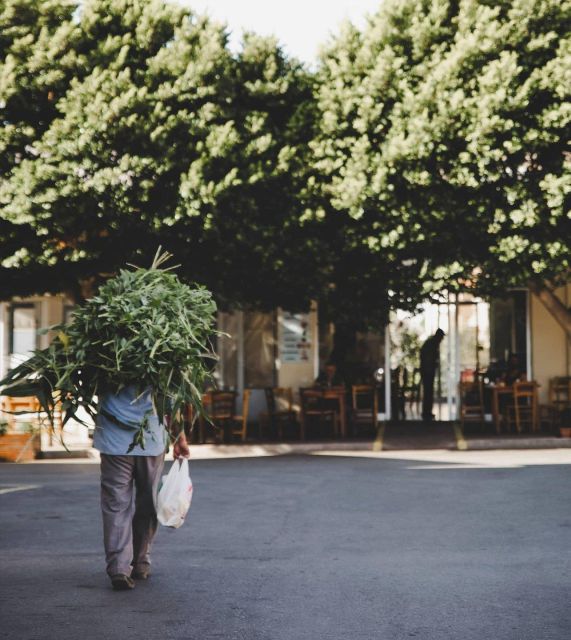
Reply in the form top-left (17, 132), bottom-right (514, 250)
top-left (0, 249), bottom-right (219, 450)
top-left (313, 0), bottom-right (571, 311)
top-left (0, 0), bottom-right (569, 333)
top-left (0, 0), bottom-right (322, 314)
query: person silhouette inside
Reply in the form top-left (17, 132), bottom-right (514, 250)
top-left (315, 362), bottom-right (344, 388)
top-left (420, 329), bottom-right (445, 422)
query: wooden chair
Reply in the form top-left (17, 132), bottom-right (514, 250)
top-left (299, 388), bottom-right (338, 441)
top-left (540, 377), bottom-right (571, 430)
top-left (209, 390), bottom-right (237, 443)
top-left (189, 393), bottom-right (214, 443)
top-left (458, 380), bottom-right (484, 430)
top-left (351, 385), bottom-right (378, 436)
top-left (264, 387), bottom-right (298, 440)
top-left (549, 377), bottom-right (571, 411)
top-left (229, 390), bottom-right (251, 442)
top-left (507, 381), bottom-right (539, 434)
top-left (2, 396), bottom-right (41, 431)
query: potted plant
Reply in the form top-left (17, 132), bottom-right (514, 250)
top-left (0, 419), bottom-right (41, 462)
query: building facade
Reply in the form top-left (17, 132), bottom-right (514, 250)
top-left (1, 285), bottom-right (569, 429)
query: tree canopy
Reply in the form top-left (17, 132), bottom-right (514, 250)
top-left (312, 0), bottom-right (570, 330)
top-left (0, 0), bottom-right (323, 310)
top-left (0, 0), bottom-right (569, 333)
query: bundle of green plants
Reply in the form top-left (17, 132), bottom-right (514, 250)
top-left (0, 249), bottom-right (219, 451)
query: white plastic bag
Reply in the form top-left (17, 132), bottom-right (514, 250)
top-left (156, 458), bottom-right (193, 528)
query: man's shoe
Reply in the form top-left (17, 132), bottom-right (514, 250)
top-left (131, 568), bottom-right (150, 580)
top-left (111, 574), bottom-right (135, 590)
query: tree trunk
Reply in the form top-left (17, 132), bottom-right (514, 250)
top-left (529, 282), bottom-right (571, 340)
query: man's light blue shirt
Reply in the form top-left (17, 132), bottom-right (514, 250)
top-left (93, 385), bottom-right (168, 456)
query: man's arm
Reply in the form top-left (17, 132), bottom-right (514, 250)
top-left (165, 414), bottom-right (190, 459)
top-left (173, 433), bottom-right (190, 459)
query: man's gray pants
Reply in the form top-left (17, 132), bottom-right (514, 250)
top-left (100, 453), bottom-right (165, 577)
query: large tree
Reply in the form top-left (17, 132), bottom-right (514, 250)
top-left (0, 0), bottom-right (82, 279)
top-left (1, 0), bottom-right (569, 341)
top-left (0, 0), bottom-right (323, 310)
top-left (313, 0), bottom-right (571, 335)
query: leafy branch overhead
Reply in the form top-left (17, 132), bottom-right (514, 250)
top-left (0, 0), bottom-right (569, 334)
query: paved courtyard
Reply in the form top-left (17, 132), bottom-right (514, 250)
top-left (1, 449), bottom-right (570, 640)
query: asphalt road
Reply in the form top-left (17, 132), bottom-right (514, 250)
top-left (1, 451), bottom-right (570, 640)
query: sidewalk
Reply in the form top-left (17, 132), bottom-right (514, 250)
top-left (28, 423), bottom-right (571, 463)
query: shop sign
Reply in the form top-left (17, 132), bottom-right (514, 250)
top-left (279, 312), bottom-right (312, 362)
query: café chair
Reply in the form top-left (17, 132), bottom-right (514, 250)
top-left (229, 390), bottom-right (251, 442)
top-left (299, 388), bottom-right (338, 441)
top-left (540, 376), bottom-right (571, 430)
top-left (209, 390), bottom-right (237, 443)
top-left (2, 396), bottom-right (42, 432)
top-left (507, 381), bottom-right (539, 433)
top-left (189, 392), bottom-right (215, 443)
top-left (351, 385), bottom-right (378, 436)
top-left (264, 387), bottom-right (298, 440)
top-left (458, 380), bottom-right (484, 430)
top-left (549, 376), bottom-right (571, 411)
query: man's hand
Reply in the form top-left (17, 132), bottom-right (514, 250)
top-left (173, 434), bottom-right (190, 459)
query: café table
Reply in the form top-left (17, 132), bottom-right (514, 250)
top-left (490, 384), bottom-right (514, 434)
top-left (321, 386), bottom-right (348, 438)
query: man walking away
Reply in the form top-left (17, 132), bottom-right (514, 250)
top-left (420, 329), bottom-right (445, 423)
top-left (93, 385), bottom-right (189, 591)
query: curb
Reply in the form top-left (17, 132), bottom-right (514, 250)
top-left (15, 436), bottom-right (571, 462)
top-left (465, 437), bottom-right (571, 450)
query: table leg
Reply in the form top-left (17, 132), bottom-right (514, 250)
top-left (492, 390), bottom-right (501, 434)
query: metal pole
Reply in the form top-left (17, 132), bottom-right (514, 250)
top-left (526, 290), bottom-right (532, 379)
top-left (447, 295), bottom-right (454, 421)
top-left (312, 303), bottom-right (319, 381)
top-left (384, 323), bottom-right (391, 421)
top-left (454, 296), bottom-right (460, 398)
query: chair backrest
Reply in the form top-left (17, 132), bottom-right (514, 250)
top-left (4, 396), bottom-right (41, 413)
top-left (458, 380), bottom-right (483, 407)
top-left (240, 390), bottom-right (251, 425)
top-left (352, 385), bottom-right (374, 410)
top-left (209, 391), bottom-right (236, 419)
top-left (513, 381), bottom-right (537, 406)
top-left (299, 387), bottom-right (324, 411)
top-left (274, 387), bottom-right (293, 412)
top-left (2, 396), bottom-right (41, 430)
top-left (549, 377), bottom-right (571, 408)
top-left (265, 387), bottom-right (293, 415)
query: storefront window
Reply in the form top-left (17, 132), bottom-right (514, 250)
top-left (244, 312), bottom-right (276, 388)
top-left (217, 312), bottom-right (239, 390)
top-left (9, 303), bottom-right (37, 366)
top-left (489, 291), bottom-right (528, 375)
top-left (216, 311), bottom-right (277, 389)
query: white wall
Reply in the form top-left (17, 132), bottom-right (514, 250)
top-left (531, 284), bottom-right (571, 404)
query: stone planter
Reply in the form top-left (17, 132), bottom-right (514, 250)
top-left (0, 433), bottom-right (41, 462)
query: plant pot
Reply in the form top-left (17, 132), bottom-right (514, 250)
top-left (0, 433), bottom-right (41, 462)
top-left (560, 427), bottom-right (571, 438)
